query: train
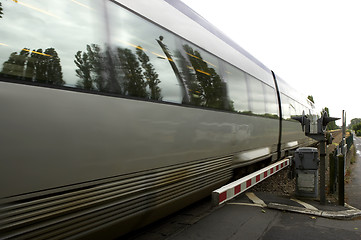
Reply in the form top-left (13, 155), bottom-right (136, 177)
top-left (0, 0), bottom-right (317, 239)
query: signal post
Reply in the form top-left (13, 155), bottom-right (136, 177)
top-left (293, 111), bottom-right (339, 205)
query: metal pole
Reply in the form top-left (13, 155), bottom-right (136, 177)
top-left (320, 138), bottom-right (326, 205)
top-left (329, 153), bottom-right (336, 194)
top-left (338, 154), bottom-right (345, 206)
top-left (341, 110), bottom-right (345, 155)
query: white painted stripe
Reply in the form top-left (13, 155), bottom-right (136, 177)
top-left (345, 203), bottom-right (358, 210)
top-left (246, 192), bottom-right (266, 207)
top-left (291, 198), bottom-right (318, 210)
top-left (227, 202), bottom-right (264, 207)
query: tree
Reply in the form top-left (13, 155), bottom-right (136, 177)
top-left (0, 2), bottom-right (3, 18)
top-left (307, 95), bottom-right (314, 104)
top-left (349, 118), bottom-right (361, 130)
top-left (1, 47), bottom-right (64, 85)
top-left (75, 44), bottom-right (110, 91)
top-left (43, 48), bottom-right (64, 85)
top-left (323, 107), bottom-right (339, 130)
top-left (75, 50), bottom-right (93, 90)
top-left (1, 50), bottom-right (29, 79)
top-left (136, 46), bottom-right (162, 100)
top-left (183, 44), bottom-right (228, 110)
top-left (117, 48), bottom-right (148, 98)
top-left (352, 122), bottom-right (361, 136)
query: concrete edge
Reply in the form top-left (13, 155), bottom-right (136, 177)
top-left (267, 202), bottom-right (361, 220)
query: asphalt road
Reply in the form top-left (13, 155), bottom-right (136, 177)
top-left (169, 193), bottom-right (361, 240)
top-left (172, 207), bottom-right (361, 240)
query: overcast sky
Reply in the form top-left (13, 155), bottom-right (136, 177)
top-left (181, 0), bottom-right (361, 126)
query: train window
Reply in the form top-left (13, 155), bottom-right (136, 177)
top-left (289, 98), bottom-right (297, 117)
top-left (222, 63), bottom-right (250, 113)
top-left (106, 2), bottom-right (183, 103)
top-left (0, 0), bottom-right (105, 88)
top-left (263, 84), bottom-right (278, 118)
top-left (180, 42), bottom-right (228, 110)
top-left (281, 94), bottom-right (290, 120)
top-left (281, 95), bottom-right (302, 120)
top-left (247, 75), bottom-right (266, 115)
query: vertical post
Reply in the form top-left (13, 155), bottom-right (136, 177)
top-left (329, 153), bottom-right (336, 194)
top-left (341, 110), bottom-right (346, 155)
top-left (319, 138), bottom-right (326, 205)
top-left (338, 154), bottom-right (345, 206)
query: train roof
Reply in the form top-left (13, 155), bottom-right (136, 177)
top-left (118, 0), bottom-right (275, 86)
top-left (164, 0), bottom-right (271, 73)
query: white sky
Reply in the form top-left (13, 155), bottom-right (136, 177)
top-left (181, 0), bottom-right (361, 126)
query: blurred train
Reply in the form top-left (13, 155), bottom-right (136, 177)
top-left (0, 0), bottom-right (317, 239)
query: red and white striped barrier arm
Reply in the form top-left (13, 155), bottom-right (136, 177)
top-left (212, 158), bottom-right (290, 206)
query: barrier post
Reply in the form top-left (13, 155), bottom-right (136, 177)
top-left (329, 153), bottom-right (336, 194)
top-left (338, 154), bottom-right (345, 206)
top-left (319, 139), bottom-right (326, 205)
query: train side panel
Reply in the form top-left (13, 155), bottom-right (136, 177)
top-left (0, 81), bottom-right (279, 238)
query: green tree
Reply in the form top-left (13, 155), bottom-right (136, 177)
top-left (323, 107), bottom-right (339, 130)
top-left (1, 47), bottom-right (64, 85)
top-left (30, 48), bottom-right (64, 85)
top-left (117, 48), bottom-right (148, 98)
top-left (43, 48), bottom-right (64, 85)
top-left (136, 46), bottom-right (162, 100)
top-left (1, 49), bottom-right (29, 79)
top-left (75, 44), bottom-right (111, 91)
top-left (349, 118), bottom-right (361, 129)
top-left (75, 50), bottom-right (93, 90)
top-left (32, 49), bottom-right (47, 82)
top-left (183, 44), bottom-right (228, 110)
top-left (352, 122), bottom-right (361, 136)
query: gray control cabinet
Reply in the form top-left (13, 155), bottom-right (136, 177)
top-left (294, 147), bottom-right (319, 198)
top-left (294, 147), bottom-right (319, 170)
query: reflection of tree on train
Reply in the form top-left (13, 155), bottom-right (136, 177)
top-left (75, 44), bottom-right (162, 100)
top-left (75, 44), bottom-right (106, 91)
top-left (182, 44), bottom-right (229, 110)
top-left (116, 48), bottom-right (148, 98)
top-left (75, 44), bottom-right (123, 94)
top-left (0, 2), bottom-right (3, 18)
top-left (157, 37), bottom-right (230, 110)
top-left (136, 46), bottom-right (162, 101)
top-left (1, 47), bottom-right (64, 85)
top-left (1, 49), bottom-right (29, 80)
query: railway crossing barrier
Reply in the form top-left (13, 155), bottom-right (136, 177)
top-left (212, 158), bottom-right (290, 206)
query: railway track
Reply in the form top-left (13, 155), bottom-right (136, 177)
top-left (121, 196), bottom-right (214, 240)
top-left (120, 162), bottom-right (293, 240)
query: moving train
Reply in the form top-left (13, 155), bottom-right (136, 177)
top-left (0, 0), bottom-right (317, 239)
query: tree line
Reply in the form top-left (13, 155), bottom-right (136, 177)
top-left (349, 118), bottom-right (361, 136)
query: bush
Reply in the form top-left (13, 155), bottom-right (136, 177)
top-left (352, 122), bottom-right (361, 133)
